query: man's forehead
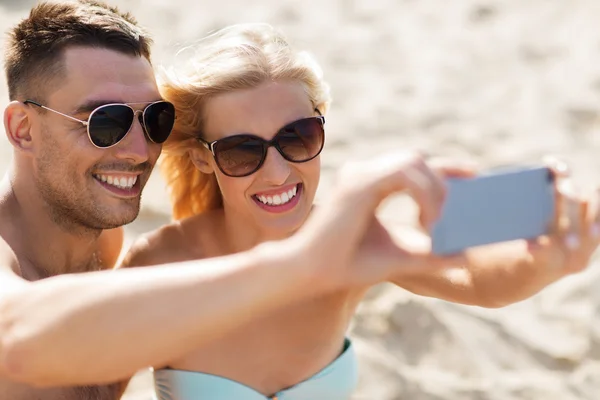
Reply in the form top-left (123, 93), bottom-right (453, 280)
top-left (54, 46), bottom-right (159, 107)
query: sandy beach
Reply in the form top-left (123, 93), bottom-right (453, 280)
top-left (2, 0), bottom-right (600, 398)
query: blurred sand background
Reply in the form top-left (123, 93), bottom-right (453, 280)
top-left (2, 0), bottom-right (600, 398)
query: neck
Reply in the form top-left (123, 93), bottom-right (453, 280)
top-left (1, 167), bottom-right (102, 278)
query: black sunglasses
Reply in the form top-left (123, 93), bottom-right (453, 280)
top-left (24, 100), bottom-right (176, 148)
top-left (198, 115), bottom-right (325, 177)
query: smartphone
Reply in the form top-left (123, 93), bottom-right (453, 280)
top-left (431, 166), bottom-right (555, 255)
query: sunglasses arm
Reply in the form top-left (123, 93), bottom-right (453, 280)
top-left (23, 100), bottom-right (89, 127)
top-left (196, 137), bottom-right (216, 155)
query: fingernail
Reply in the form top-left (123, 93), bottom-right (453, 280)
top-left (591, 223), bottom-right (600, 238)
top-left (565, 234), bottom-right (580, 250)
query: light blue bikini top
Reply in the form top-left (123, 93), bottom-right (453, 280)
top-left (153, 338), bottom-right (358, 400)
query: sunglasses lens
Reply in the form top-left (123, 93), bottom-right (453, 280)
top-left (213, 136), bottom-right (265, 177)
top-left (88, 105), bottom-right (135, 148)
top-left (277, 117), bottom-right (325, 162)
top-left (144, 101), bottom-right (176, 143)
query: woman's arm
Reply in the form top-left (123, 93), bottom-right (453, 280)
top-left (391, 238), bottom-right (557, 308)
top-left (387, 197), bottom-right (598, 308)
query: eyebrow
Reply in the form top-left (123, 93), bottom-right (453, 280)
top-left (72, 99), bottom-right (163, 115)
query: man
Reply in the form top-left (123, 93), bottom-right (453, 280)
top-left (1, 2), bottom-right (597, 400)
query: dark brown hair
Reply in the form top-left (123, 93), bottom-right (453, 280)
top-left (4, 0), bottom-right (153, 101)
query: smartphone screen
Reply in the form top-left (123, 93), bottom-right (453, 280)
top-left (431, 166), bottom-right (555, 255)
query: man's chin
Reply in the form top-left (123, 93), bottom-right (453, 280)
top-left (95, 202), bottom-right (141, 229)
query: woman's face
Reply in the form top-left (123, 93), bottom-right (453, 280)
top-left (199, 80), bottom-right (322, 238)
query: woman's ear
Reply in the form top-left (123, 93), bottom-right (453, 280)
top-left (189, 146), bottom-right (215, 174)
top-left (4, 101), bottom-right (34, 153)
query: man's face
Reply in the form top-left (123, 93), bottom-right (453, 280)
top-left (27, 46), bottom-right (162, 230)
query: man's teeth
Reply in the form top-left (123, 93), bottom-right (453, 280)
top-left (256, 185), bottom-right (298, 206)
top-left (95, 174), bottom-right (138, 189)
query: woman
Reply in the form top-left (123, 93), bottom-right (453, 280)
top-left (122, 24), bottom-right (599, 399)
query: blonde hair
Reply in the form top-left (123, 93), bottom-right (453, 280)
top-left (158, 23), bottom-right (331, 220)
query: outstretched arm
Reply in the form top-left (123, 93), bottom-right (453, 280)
top-left (390, 237), bottom-right (555, 308)
top-left (387, 177), bottom-right (600, 308)
top-left (0, 238), bottom-right (317, 388)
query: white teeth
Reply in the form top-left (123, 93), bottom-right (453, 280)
top-left (95, 174), bottom-right (138, 190)
top-left (255, 185), bottom-right (300, 206)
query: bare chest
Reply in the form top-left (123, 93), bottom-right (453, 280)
top-left (169, 290), bottom-right (364, 395)
top-left (0, 378), bottom-right (120, 400)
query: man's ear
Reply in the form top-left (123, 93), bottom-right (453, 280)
top-left (4, 101), bottom-right (34, 153)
